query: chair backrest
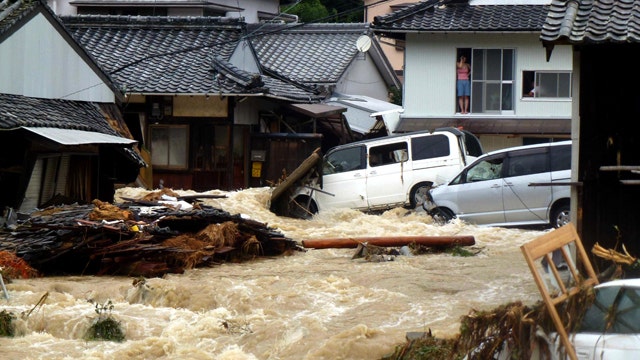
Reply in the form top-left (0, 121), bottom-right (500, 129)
top-left (520, 223), bottom-right (599, 360)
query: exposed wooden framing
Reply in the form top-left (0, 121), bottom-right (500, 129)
top-left (520, 223), bottom-right (599, 360)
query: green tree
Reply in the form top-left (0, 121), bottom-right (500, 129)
top-left (283, 0), bottom-right (364, 23)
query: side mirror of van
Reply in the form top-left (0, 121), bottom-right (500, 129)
top-left (392, 149), bottom-right (408, 163)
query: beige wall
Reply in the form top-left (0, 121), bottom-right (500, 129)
top-left (365, 0), bottom-right (421, 80)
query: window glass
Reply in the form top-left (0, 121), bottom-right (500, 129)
top-left (369, 142), bottom-right (408, 167)
top-left (150, 125), bottom-right (188, 169)
top-left (506, 151), bottom-right (548, 177)
top-left (412, 135), bottom-right (450, 160)
top-left (464, 156), bottom-right (504, 183)
top-left (551, 144), bottom-right (571, 171)
top-left (323, 146), bottom-right (364, 174)
top-left (470, 48), bottom-right (514, 113)
top-left (522, 71), bottom-right (572, 98)
top-left (580, 286), bottom-right (640, 334)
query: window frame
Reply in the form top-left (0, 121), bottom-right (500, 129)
top-left (149, 124), bottom-right (189, 170)
top-left (522, 70), bottom-right (572, 99)
top-left (469, 48), bottom-right (515, 114)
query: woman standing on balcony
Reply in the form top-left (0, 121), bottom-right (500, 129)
top-left (456, 55), bottom-right (471, 114)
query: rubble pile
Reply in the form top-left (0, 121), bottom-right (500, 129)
top-left (0, 192), bottom-right (302, 278)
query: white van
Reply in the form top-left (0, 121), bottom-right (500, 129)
top-left (424, 140), bottom-right (572, 228)
top-left (291, 128), bottom-right (483, 216)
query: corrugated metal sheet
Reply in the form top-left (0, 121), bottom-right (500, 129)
top-left (23, 127), bottom-right (137, 145)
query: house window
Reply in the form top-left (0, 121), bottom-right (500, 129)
top-left (469, 48), bottom-right (514, 113)
top-left (522, 71), bottom-right (572, 98)
top-left (150, 125), bottom-right (188, 169)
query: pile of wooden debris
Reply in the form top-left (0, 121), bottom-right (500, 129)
top-left (0, 189), bottom-right (302, 278)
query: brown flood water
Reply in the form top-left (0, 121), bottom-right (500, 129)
top-left (0, 187), bottom-right (548, 359)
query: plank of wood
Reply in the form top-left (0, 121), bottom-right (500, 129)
top-left (301, 235), bottom-right (475, 249)
top-left (270, 147), bottom-right (322, 202)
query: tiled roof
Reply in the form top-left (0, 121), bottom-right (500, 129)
top-left (371, 0), bottom-right (549, 33)
top-left (62, 15), bottom-right (323, 101)
top-left (0, 93), bottom-right (122, 136)
top-left (248, 23), bottom-right (370, 84)
top-left (63, 15), bottom-right (246, 94)
top-left (0, 0), bottom-right (39, 36)
top-left (541, 0), bottom-right (640, 45)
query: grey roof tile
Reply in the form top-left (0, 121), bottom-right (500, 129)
top-left (63, 15), bottom-right (251, 94)
top-left (0, 93), bottom-right (121, 136)
top-left (371, 0), bottom-right (549, 33)
top-left (248, 23), bottom-right (369, 84)
top-left (63, 15), bottom-right (324, 101)
top-left (541, 0), bottom-right (640, 44)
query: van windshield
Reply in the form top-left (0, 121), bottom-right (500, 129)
top-left (323, 146), bottom-right (365, 175)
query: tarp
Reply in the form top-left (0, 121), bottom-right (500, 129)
top-left (325, 94), bottom-right (403, 135)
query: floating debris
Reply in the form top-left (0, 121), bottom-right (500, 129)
top-left (0, 190), bottom-right (302, 278)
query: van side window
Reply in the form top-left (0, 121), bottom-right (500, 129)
top-left (369, 142), bottom-right (408, 167)
top-left (551, 144), bottom-right (571, 171)
top-left (412, 134), bottom-right (450, 160)
top-left (323, 146), bottom-right (365, 175)
top-left (507, 151), bottom-right (548, 177)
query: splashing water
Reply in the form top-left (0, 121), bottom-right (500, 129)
top-left (0, 187), bottom-right (548, 359)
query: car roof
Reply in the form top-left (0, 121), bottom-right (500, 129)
top-left (595, 278), bottom-right (640, 289)
top-left (480, 140), bottom-right (572, 158)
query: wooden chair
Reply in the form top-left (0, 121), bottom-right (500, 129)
top-left (520, 223), bottom-right (599, 360)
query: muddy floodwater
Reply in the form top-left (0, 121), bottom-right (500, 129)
top-left (0, 187), bottom-right (548, 359)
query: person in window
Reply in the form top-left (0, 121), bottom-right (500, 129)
top-left (525, 81), bottom-right (537, 97)
top-left (456, 55), bottom-right (471, 114)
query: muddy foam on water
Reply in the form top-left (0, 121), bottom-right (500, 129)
top-left (0, 187), bottom-right (548, 359)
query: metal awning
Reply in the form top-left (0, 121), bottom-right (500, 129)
top-left (23, 127), bottom-right (138, 145)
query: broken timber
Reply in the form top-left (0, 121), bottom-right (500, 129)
top-left (301, 235), bottom-right (475, 249)
top-left (270, 147), bottom-right (322, 217)
top-left (0, 194), bottom-right (302, 278)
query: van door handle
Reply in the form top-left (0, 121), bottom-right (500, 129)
top-left (491, 184), bottom-right (501, 189)
top-left (503, 182), bottom-right (513, 187)
top-left (354, 173), bottom-right (362, 178)
top-left (369, 171), bottom-right (377, 175)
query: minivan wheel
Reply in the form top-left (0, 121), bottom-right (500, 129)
top-left (551, 204), bottom-right (570, 228)
top-left (291, 197), bottom-right (318, 219)
top-left (430, 207), bottom-right (454, 225)
top-left (409, 182), bottom-right (433, 209)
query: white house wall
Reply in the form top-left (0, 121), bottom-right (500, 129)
top-left (403, 33), bottom-right (572, 118)
top-left (0, 13), bottom-right (114, 102)
top-left (335, 53), bottom-right (390, 101)
top-left (46, 0), bottom-right (280, 22)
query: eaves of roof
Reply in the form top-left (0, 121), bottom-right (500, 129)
top-left (68, 0), bottom-right (243, 11)
top-left (0, 93), bottom-right (122, 136)
top-left (371, 0), bottom-right (549, 35)
top-left (541, 0), bottom-right (640, 46)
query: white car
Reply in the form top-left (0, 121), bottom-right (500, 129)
top-left (553, 278), bottom-right (640, 359)
top-left (424, 141), bottom-right (572, 228)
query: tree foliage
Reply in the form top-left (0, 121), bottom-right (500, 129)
top-left (283, 0), bottom-right (364, 23)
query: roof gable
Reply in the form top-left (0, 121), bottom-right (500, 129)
top-left (0, 0), bottom-right (121, 102)
top-left (371, 0), bottom-right (550, 34)
top-left (249, 23), bottom-right (367, 84)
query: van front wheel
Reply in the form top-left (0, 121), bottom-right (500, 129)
top-left (409, 182), bottom-right (433, 209)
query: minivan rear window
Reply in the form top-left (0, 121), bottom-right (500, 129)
top-left (411, 134), bottom-right (450, 160)
top-left (551, 144), bottom-right (571, 171)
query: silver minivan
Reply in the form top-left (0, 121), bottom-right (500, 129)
top-left (424, 140), bottom-right (572, 228)
top-left (290, 128), bottom-right (483, 217)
